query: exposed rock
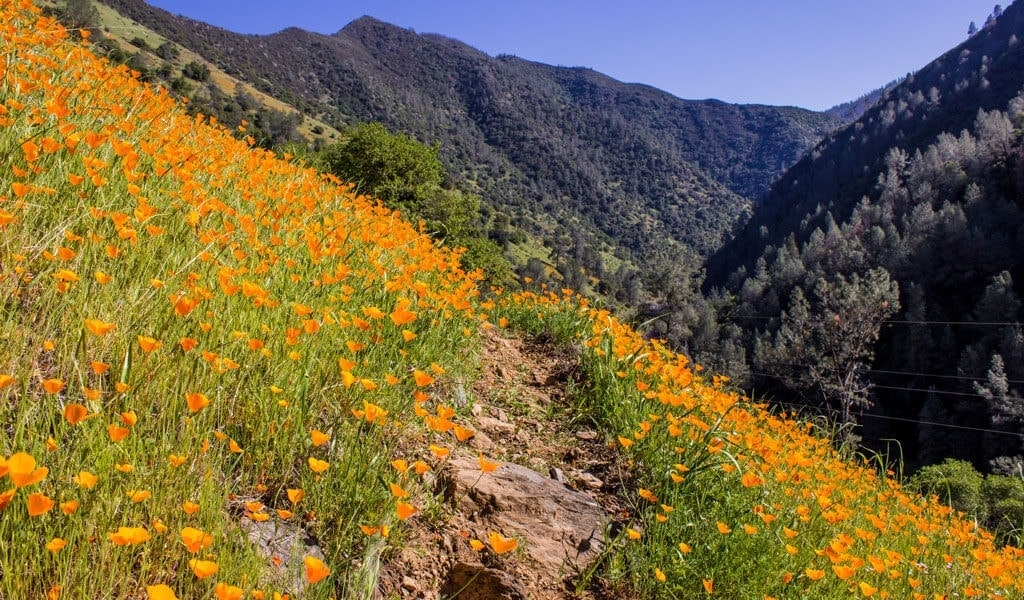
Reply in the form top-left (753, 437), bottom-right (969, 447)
top-left (574, 429), bottom-right (599, 441)
top-left (446, 457), bottom-right (608, 581)
top-left (476, 415), bottom-right (515, 437)
top-left (440, 563), bottom-right (527, 600)
top-left (239, 514), bottom-right (324, 594)
top-left (468, 428), bottom-right (494, 452)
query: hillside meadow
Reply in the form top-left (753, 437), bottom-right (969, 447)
top-left (1, 1), bottom-right (1023, 598)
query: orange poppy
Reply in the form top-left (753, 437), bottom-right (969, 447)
top-left (8, 452), bottom-right (48, 487)
top-left (478, 455), bottom-right (500, 473)
top-left (453, 425), bottom-right (475, 442)
top-left (189, 559), bottom-right (219, 579)
top-left (109, 526), bottom-right (151, 546)
top-left (41, 378), bottom-right (65, 394)
top-left (27, 492), bottom-right (55, 516)
top-left (185, 392), bottom-right (210, 413)
top-left (180, 527), bottom-right (213, 553)
top-left (487, 531), bottom-right (518, 554)
top-left (146, 584), bottom-right (178, 600)
top-left (303, 555), bottom-right (330, 584)
top-left (107, 424), bottom-right (130, 442)
top-left (84, 319), bottom-right (116, 336)
top-left (137, 336), bottom-right (162, 353)
top-left (413, 370), bottom-right (435, 387)
top-left (396, 501), bottom-right (418, 520)
top-left (63, 404), bottom-right (89, 425)
top-left (73, 471), bottom-right (98, 488)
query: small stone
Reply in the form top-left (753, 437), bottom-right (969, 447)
top-left (401, 576), bottom-right (420, 592)
top-left (575, 429), bottom-right (599, 441)
top-left (573, 471), bottom-right (603, 490)
top-left (471, 403), bottom-right (484, 417)
top-left (476, 416), bottom-right (515, 436)
top-left (496, 408), bottom-right (509, 423)
top-left (549, 467), bottom-right (566, 483)
top-left (468, 429), bottom-right (494, 452)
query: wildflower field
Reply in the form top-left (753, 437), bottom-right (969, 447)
top-left (1, 1), bottom-right (1023, 597)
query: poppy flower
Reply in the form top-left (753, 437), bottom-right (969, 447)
top-left (185, 392), bottom-right (209, 413)
top-left (129, 490), bottom-right (151, 503)
top-left (73, 470), bottom-right (98, 488)
top-left (389, 483), bottom-right (408, 498)
top-left (180, 527), bottom-right (213, 553)
top-left (84, 319), bottom-right (116, 336)
top-left (137, 336), bottom-right (162, 353)
top-left (286, 488), bottom-right (305, 505)
top-left (46, 538), bottom-right (67, 553)
top-left (487, 531), bottom-right (518, 554)
top-left (212, 583), bottom-right (243, 600)
top-left (168, 454), bottom-right (186, 467)
top-left (63, 404), bottom-right (89, 425)
top-left (41, 379), bottom-right (65, 394)
top-left (303, 555), bottom-right (330, 583)
top-left (107, 424), bottom-right (130, 442)
top-left (8, 452), bottom-right (48, 487)
top-left (60, 500), bottom-right (79, 515)
top-left (182, 501), bottom-right (200, 515)
top-left (396, 501), bottom-right (418, 520)
top-left (308, 457), bottom-right (329, 473)
top-left (453, 425), bottom-right (475, 442)
top-left (27, 492), bottom-right (55, 516)
top-left (0, 374), bottom-right (15, 389)
top-left (0, 489), bottom-right (14, 512)
top-left (146, 584), bottom-right (178, 600)
top-left (109, 526), bottom-right (151, 546)
top-left (413, 370), bottom-right (435, 387)
top-left (189, 559), bottom-right (219, 579)
top-left (478, 455), bottom-right (500, 473)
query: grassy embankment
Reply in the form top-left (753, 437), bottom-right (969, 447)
top-left (2, 2), bottom-right (1023, 598)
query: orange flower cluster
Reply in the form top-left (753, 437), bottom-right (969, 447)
top-left (493, 290), bottom-right (1024, 597)
top-left (0, 1), bottom-right (485, 596)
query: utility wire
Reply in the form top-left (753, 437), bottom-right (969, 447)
top-left (762, 394), bottom-right (1024, 439)
top-left (728, 314), bottom-right (1023, 328)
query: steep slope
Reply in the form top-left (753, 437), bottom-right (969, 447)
top-left (709, 3), bottom-right (1024, 281)
top-left (706, 2), bottom-right (1024, 471)
top-left (99, 0), bottom-right (840, 265)
top-left (3, 4), bottom-right (1023, 599)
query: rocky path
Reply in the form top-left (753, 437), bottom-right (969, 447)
top-left (375, 329), bottom-right (635, 599)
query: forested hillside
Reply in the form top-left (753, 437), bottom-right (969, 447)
top-left (96, 0), bottom-right (841, 293)
top-left (705, 3), bottom-right (1024, 474)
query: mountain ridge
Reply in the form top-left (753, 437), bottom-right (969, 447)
top-left (98, 0), bottom-right (842, 279)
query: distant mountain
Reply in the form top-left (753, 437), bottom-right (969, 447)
top-left (824, 79), bottom-right (901, 122)
top-left (98, 0), bottom-right (841, 282)
top-left (706, 1), bottom-right (1024, 471)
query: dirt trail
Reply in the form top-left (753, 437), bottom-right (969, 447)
top-left (375, 328), bottom-right (634, 599)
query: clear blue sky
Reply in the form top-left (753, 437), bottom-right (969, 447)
top-left (145, 0), bottom-right (1003, 111)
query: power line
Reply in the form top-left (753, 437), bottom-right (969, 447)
top-left (754, 361), bottom-right (1024, 390)
top-left (763, 396), bottom-right (1024, 439)
top-left (728, 314), bottom-right (1023, 328)
top-left (867, 368), bottom-right (1024, 387)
